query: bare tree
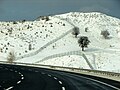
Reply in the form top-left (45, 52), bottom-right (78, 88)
top-left (78, 36), bottom-right (90, 51)
top-left (72, 27), bottom-right (80, 38)
top-left (7, 50), bottom-right (15, 63)
top-left (101, 30), bottom-right (110, 39)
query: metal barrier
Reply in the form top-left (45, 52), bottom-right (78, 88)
top-left (0, 61), bottom-right (120, 82)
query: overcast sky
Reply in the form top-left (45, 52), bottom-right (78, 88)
top-left (0, 0), bottom-right (120, 21)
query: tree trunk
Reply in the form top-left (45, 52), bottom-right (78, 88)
top-left (82, 47), bottom-right (84, 51)
top-left (75, 35), bottom-right (77, 38)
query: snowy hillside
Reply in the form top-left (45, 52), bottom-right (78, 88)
top-left (0, 12), bottom-right (120, 73)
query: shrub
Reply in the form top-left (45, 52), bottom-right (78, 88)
top-left (85, 27), bottom-right (88, 32)
top-left (72, 27), bottom-right (80, 38)
top-left (101, 30), bottom-right (110, 39)
top-left (13, 21), bottom-right (17, 24)
top-left (7, 50), bottom-right (15, 63)
top-left (78, 36), bottom-right (90, 51)
top-left (45, 16), bottom-right (50, 21)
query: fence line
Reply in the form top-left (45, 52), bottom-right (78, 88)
top-left (16, 29), bottom-right (73, 60)
top-left (16, 16), bottom-right (75, 60)
top-left (53, 16), bottom-right (76, 27)
top-left (35, 50), bottom-right (94, 70)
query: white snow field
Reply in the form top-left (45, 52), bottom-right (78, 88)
top-left (0, 12), bottom-right (120, 73)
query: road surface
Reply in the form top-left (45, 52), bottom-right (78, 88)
top-left (0, 64), bottom-right (120, 90)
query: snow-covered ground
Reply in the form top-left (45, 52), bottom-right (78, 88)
top-left (0, 12), bottom-right (120, 73)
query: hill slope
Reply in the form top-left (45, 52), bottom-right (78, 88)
top-left (0, 12), bottom-right (120, 73)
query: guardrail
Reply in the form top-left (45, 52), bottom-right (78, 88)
top-left (0, 61), bottom-right (120, 82)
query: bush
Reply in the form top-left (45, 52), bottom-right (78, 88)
top-left (7, 50), bottom-right (15, 63)
top-left (22, 19), bottom-right (26, 23)
top-left (45, 16), bottom-right (50, 21)
top-left (85, 27), bottom-right (88, 32)
top-left (101, 30), bottom-right (110, 39)
top-left (78, 36), bottom-right (90, 51)
top-left (72, 27), bottom-right (80, 38)
top-left (13, 21), bottom-right (17, 24)
top-left (8, 28), bottom-right (13, 34)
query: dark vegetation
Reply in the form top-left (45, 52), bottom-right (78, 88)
top-left (78, 36), bottom-right (90, 51)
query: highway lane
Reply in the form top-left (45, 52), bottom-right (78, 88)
top-left (0, 64), bottom-right (120, 90)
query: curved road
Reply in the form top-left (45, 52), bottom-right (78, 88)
top-left (0, 64), bottom-right (120, 90)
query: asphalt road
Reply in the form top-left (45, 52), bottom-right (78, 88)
top-left (0, 64), bottom-right (120, 90)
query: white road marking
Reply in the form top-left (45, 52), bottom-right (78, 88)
top-left (21, 77), bottom-right (24, 80)
top-left (48, 74), bottom-right (51, 77)
top-left (54, 77), bottom-right (57, 80)
top-left (5, 86), bottom-right (14, 90)
top-left (15, 71), bottom-right (17, 73)
top-left (21, 74), bottom-right (23, 77)
top-left (17, 81), bottom-right (21, 84)
top-left (10, 69), bottom-right (13, 71)
top-left (41, 72), bottom-right (45, 74)
top-left (0, 67), bottom-right (25, 90)
top-left (62, 87), bottom-right (65, 90)
top-left (59, 81), bottom-right (62, 84)
top-left (18, 72), bottom-right (21, 75)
